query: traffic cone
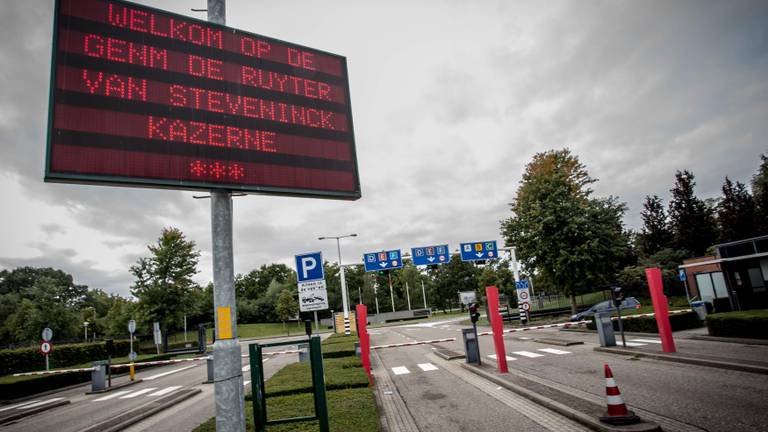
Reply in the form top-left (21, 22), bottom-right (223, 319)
top-left (599, 364), bottom-right (641, 425)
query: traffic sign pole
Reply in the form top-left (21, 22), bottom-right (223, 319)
top-left (336, 240), bottom-right (351, 336)
top-left (209, 4), bottom-right (245, 431)
top-left (421, 281), bottom-right (427, 309)
top-left (389, 272), bottom-right (395, 312)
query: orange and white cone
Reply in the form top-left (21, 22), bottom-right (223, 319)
top-left (599, 364), bottom-right (640, 425)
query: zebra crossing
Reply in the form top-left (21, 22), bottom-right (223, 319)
top-left (487, 348), bottom-right (573, 362)
top-left (0, 398), bottom-right (65, 412)
top-left (390, 362), bottom-right (440, 376)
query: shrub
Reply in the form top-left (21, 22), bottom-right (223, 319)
top-left (0, 340), bottom-right (132, 376)
top-left (706, 310), bottom-right (768, 339)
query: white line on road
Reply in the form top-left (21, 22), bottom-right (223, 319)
top-left (243, 380), bottom-right (251, 386)
top-left (513, 351), bottom-right (544, 358)
top-left (0, 400), bottom-right (40, 412)
top-left (148, 386), bottom-right (182, 397)
top-left (391, 366), bottom-right (410, 375)
top-left (143, 365), bottom-right (196, 380)
top-left (417, 363), bottom-right (439, 372)
top-left (93, 390), bottom-right (133, 401)
top-left (15, 398), bottom-right (64, 409)
top-left (631, 339), bottom-right (662, 344)
top-left (242, 365), bottom-right (250, 372)
top-left (623, 342), bottom-right (647, 347)
top-left (488, 355), bottom-right (516, 361)
top-left (120, 388), bottom-right (158, 399)
top-left (538, 348), bottom-right (571, 355)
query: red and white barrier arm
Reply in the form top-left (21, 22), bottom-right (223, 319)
top-left (110, 356), bottom-right (207, 368)
top-left (13, 366), bottom-right (98, 377)
top-left (240, 349), bottom-right (302, 358)
top-left (371, 338), bottom-right (456, 350)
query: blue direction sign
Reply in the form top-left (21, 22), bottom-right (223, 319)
top-left (363, 250), bottom-right (403, 272)
top-left (515, 280), bottom-right (530, 290)
top-left (459, 241), bottom-right (498, 262)
top-left (411, 244), bottom-right (450, 266)
top-left (679, 269), bottom-right (686, 282)
top-left (295, 252), bottom-right (325, 282)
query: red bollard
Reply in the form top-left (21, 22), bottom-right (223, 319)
top-left (645, 267), bottom-right (676, 353)
top-left (485, 286), bottom-right (508, 373)
top-left (355, 304), bottom-right (372, 382)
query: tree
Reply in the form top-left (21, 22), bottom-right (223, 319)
top-left (752, 154), bottom-right (768, 235)
top-left (638, 195), bottom-right (672, 256)
top-left (501, 149), bottom-right (629, 313)
top-left (718, 177), bottom-right (758, 243)
top-left (668, 170), bottom-right (718, 256)
top-left (433, 255), bottom-right (478, 312)
top-left (130, 227), bottom-right (201, 332)
top-left (275, 289), bottom-right (298, 335)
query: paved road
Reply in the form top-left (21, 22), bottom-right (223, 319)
top-left (2, 336), bottom-right (308, 432)
top-left (375, 319), bottom-right (768, 432)
top-left (371, 323), bottom-right (590, 431)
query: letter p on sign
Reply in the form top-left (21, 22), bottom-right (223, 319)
top-left (295, 251), bottom-right (324, 282)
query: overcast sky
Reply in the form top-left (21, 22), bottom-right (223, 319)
top-left (0, 0), bottom-right (766, 297)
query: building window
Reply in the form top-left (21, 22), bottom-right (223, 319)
top-left (748, 267), bottom-right (765, 293)
top-left (695, 272), bottom-right (728, 302)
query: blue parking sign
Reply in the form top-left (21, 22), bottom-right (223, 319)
top-left (295, 252), bottom-right (324, 282)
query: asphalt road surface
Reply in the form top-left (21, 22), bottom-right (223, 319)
top-left (372, 318), bottom-right (768, 432)
top-left (2, 335), bottom-right (308, 432)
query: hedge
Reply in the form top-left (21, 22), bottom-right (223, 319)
top-left (587, 311), bottom-right (702, 333)
top-left (263, 357), bottom-right (368, 397)
top-left (706, 310), bottom-right (768, 339)
top-left (0, 340), bottom-right (133, 376)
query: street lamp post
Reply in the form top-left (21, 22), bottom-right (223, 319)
top-left (83, 321), bottom-right (89, 343)
top-left (319, 234), bottom-right (357, 335)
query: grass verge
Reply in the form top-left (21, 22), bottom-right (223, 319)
top-left (193, 334), bottom-right (379, 432)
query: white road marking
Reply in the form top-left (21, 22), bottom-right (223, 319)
top-left (513, 351), bottom-right (544, 358)
top-left (417, 363), bottom-right (438, 372)
top-left (120, 388), bottom-right (157, 399)
top-left (630, 339), bottom-right (662, 344)
top-left (623, 342), bottom-right (647, 347)
top-left (243, 380), bottom-right (251, 386)
top-left (391, 366), bottom-right (410, 375)
top-left (148, 386), bottom-right (182, 397)
top-left (0, 400), bottom-right (40, 412)
top-left (538, 348), bottom-right (571, 355)
top-left (518, 337), bottom-right (532, 340)
top-left (488, 354), bottom-right (516, 361)
top-left (15, 398), bottom-right (64, 409)
top-left (93, 390), bottom-right (133, 401)
top-left (242, 365), bottom-right (250, 372)
top-left (143, 365), bottom-right (196, 380)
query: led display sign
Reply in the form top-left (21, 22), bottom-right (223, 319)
top-left (45, 0), bottom-right (360, 199)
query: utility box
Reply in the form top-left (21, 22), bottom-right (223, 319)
top-left (595, 312), bottom-right (616, 347)
top-left (91, 360), bottom-right (108, 392)
top-left (691, 301), bottom-right (708, 321)
top-left (462, 328), bottom-right (480, 364)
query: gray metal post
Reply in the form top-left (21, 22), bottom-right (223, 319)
top-left (421, 280), bottom-right (427, 309)
top-left (208, 0), bottom-right (244, 417)
top-left (337, 239), bottom-right (351, 335)
top-left (389, 272), bottom-right (395, 312)
top-left (314, 311), bottom-right (320, 332)
top-left (374, 281), bottom-right (380, 315)
top-left (211, 190), bottom-right (245, 431)
top-left (405, 282), bottom-right (412, 310)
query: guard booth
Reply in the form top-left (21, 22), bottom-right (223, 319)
top-left (248, 336), bottom-right (329, 432)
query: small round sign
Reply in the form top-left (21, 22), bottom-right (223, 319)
top-left (520, 291), bottom-right (529, 300)
top-left (40, 341), bottom-right (53, 355)
top-left (128, 351), bottom-right (138, 361)
top-left (522, 303), bottom-right (531, 311)
top-left (41, 327), bottom-right (53, 342)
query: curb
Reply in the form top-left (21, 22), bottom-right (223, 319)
top-left (0, 399), bottom-right (70, 425)
top-left (689, 335), bottom-right (768, 346)
top-left (531, 338), bottom-right (584, 346)
top-left (85, 378), bottom-right (143, 394)
top-left (80, 388), bottom-right (201, 432)
top-left (593, 347), bottom-right (768, 375)
top-left (461, 364), bottom-right (660, 432)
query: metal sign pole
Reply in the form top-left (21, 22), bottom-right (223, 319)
top-left (337, 239), bottom-right (351, 335)
top-left (421, 280), bottom-right (427, 308)
top-left (388, 272), bottom-right (395, 312)
top-left (405, 282), bottom-right (412, 310)
top-left (208, 3), bottom-right (244, 426)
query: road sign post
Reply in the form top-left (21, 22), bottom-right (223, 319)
top-left (515, 280), bottom-right (531, 325)
top-left (40, 333), bottom-right (53, 371)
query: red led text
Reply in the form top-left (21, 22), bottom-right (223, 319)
top-left (84, 34), bottom-right (168, 70)
top-left (148, 116), bottom-right (277, 152)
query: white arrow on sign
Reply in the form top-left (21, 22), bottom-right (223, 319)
top-left (427, 257), bottom-right (435, 262)
top-left (476, 253), bottom-right (484, 258)
top-left (379, 262), bottom-right (387, 268)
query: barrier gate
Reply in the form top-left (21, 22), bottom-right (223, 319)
top-left (248, 336), bottom-right (329, 432)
